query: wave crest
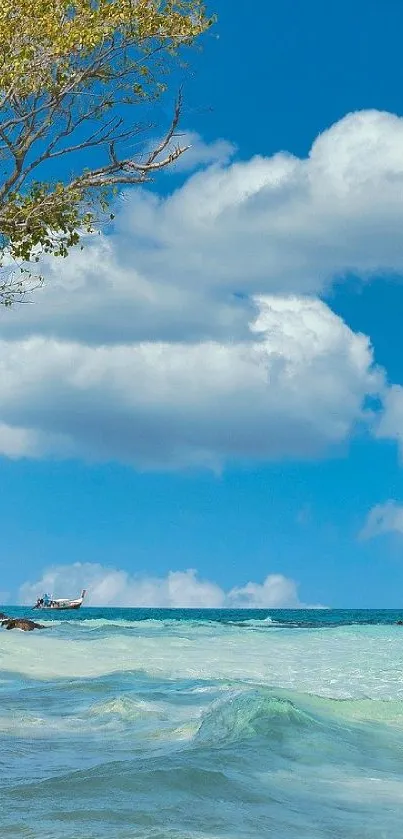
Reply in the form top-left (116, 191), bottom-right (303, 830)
top-left (195, 690), bottom-right (312, 746)
top-left (88, 696), bottom-right (168, 721)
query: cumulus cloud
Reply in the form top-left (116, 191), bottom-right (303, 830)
top-left (18, 562), bottom-right (315, 608)
top-left (0, 296), bottom-right (381, 468)
top-left (227, 574), bottom-right (302, 608)
top-left (359, 500), bottom-right (403, 540)
top-left (375, 384), bottom-right (403, 457)
top-left (3, 109), bottom-right (403, 349)
top-left (102, 108), bottom-right (403, 297)
top-left (0, 108), bottom-right (401, 469)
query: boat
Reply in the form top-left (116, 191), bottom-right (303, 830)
top-left (33, 590), bottom-right (86, 611)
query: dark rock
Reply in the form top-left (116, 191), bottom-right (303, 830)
top-left (1, 618), bottom-right (45, 631)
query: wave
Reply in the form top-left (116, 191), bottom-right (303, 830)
top-left (87, 695), bottom-right (169, 722)
top-left (194, 688), bottom-right (403, 749)
top-left (195, 690), bottom-right (312, 746)
top-left (34, 618), bottom-right (161, 630)
top-left (35, 617), bottom-right (232, 634)
top-left (3, 679), bottom-right (403, 747)
top-left (1, 622), bottom-right (403, 700)
top-left (225, 616), bottom-right (277, 628)
top-left (31, 614), bottom-right (386, 633)
top-left (12, 607), bottom-right (403, 636)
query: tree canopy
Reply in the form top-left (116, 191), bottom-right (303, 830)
top-left (0, 0), bottom-right (213, 303)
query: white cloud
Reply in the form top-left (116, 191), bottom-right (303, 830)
top-left (0, 296), bottom-right (381, 468)
top-left (3, 109), bottom-right (403, 349)
top-left (1, 108), bottom-right (401, 469)
top-left (161, 131), bottom-right (236, 173)
top-left (18, 562), bottom-right (314, 608)
top-left (359, 500), bottom-right (403, 540)
top-left (112, 108), bottom-right (403, 299)
top-left (227, 574), bottom-right (301, 608)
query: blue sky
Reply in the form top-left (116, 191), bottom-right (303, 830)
top-left (2, 0), bottom-right (403, 607)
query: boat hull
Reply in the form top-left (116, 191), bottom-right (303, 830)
top-left (35, 601), bottom-right (83, 611)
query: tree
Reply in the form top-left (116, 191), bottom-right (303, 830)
top-left (0, 0), bottom-right (213, 303)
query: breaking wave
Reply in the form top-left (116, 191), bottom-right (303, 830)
top-left (2, 612), bottom-right (403, 838)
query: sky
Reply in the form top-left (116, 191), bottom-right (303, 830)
top-left (2, 0), bottom-right (403, 607)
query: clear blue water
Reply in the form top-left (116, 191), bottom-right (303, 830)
top-left (1, 608), bottom-right (403, 838)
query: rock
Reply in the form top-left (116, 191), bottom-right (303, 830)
top-left (1, 618), bottom-right (45, 631)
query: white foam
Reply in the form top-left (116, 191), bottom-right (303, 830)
top-left (1, 623), bottom-right (403, 700)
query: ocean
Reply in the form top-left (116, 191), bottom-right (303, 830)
top-left (1, 608), bottom-right (403, 838)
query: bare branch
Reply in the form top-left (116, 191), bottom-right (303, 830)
top-left (145, 89), bottom-right (183, 167)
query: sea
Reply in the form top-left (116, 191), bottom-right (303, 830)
top-left (1, 607), bottom-right (403, 838)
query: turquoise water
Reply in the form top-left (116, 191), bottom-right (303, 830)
top-left (1, 608), bottom-right (403, 838)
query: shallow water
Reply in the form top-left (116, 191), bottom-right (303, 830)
top-left (1, 608), bottom-right (403, 838)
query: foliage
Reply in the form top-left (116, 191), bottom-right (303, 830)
top-left (0, 0), bottom-right (213, 302)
